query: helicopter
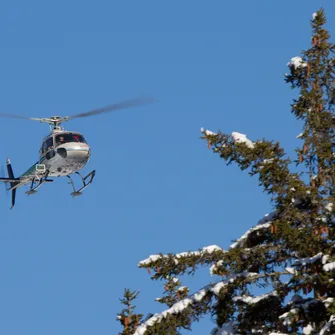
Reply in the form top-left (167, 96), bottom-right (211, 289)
top-left (0, 97), bottom-right (155, 209)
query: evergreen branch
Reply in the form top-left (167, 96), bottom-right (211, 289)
top-left (138, 246), bottom-right (225, 279)
top-left (134, 287), bottom-right (212, 335)
top-left (201, 129), bottom-right (305, 204)
top-left (134, 271), bottom-right (292, 335)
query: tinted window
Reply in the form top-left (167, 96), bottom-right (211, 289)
top-left (55, 133), bottom-right (86, 146)
top-left (42, 137), bottom-right (54, 153)
top-left (46, 137), bottom-right (54, 148)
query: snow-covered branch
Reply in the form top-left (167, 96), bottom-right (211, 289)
top-left (138, 245), bottom-right (225, 277)
top-left (211, 321), bottom-right (237, 335)
top-left (233, 290), bottom-right (278, 305)
top-left (134, 287), bottom-right (210, 335)
top-left (134, 272), bottom-right (259, 335)
top-left (231, 132), bottom-right (254, 149)
top-left (320, 315), bottom-right (335, 335)
top-left (201, 128), bottom-right (305, 202)
top-left (229, 212), bottom-right (275, 249)
top-left (287, 56), bottom-right (307, 71)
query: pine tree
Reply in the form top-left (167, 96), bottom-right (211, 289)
top-left (117, 9), bottom-right (335, 334)
top-left (117, 289), bottom-right (143, 335)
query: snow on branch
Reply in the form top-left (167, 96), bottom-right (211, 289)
top-left (279, 308), bottom-right (298, 326)
top-left (200, 127), bottom-right (217, 136)
top-left (202, 245), bottom-right (223, 253)
top-left (210, 260), bottom-right (224, 275)
top-left (200, 128), bottom-right (254, 149)
top-left (292, 253), bottom-right (323, 267)
top-left (284, 267), bottom-right (298, 275)
top-left (279, 297), bottom-right (331, 328)
top-left (323, 298), bottom-right (334, 308)
top-left (257, 212), bottom-right (277, 225)
top-left (320, 315), bottom-right (335, 335)
top-left (229, 223), bottom-right (271, 249)
top-left (211, 321), bottom-right (237, 335)
top-left (287, 56), bottom-right (307, 70)
top-left (138, 245), bottom-right (225, 267)
top-left (134, 272), bottom-right (258, 335)
top-left (233, 290), bottom-right (278, 305)
top-left (229, 212), bottom-right (276, 249)
top-left (325, 203), bottom-right (333, 212)
top-left (323, 261), bottom-right (335, 272)
top-left (138, 254), bottom-right (168, 266)
top-left (231, 132), bottom-right (254, 149)
top-left (206, 272), bottom-right (258, 296)
top-left (134, 287), bottom-right (209, 335)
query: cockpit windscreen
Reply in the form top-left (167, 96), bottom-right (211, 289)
top-left (56, 133), bottom-right (87, 146)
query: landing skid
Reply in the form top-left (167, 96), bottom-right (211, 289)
top-left (25, 172), bottom-right (53, 195)
top-left (67, 170), bottom-right (96, 197)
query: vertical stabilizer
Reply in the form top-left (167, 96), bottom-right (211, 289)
top-left (6, 158), bottom-right (17, 209)
top-left (6, 158), bottom-right (14, 179)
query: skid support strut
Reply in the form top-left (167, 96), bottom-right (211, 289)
top-left (25, 172), bottom-right (53, 195)
top-left (67, 170), bottom-right (96, 197)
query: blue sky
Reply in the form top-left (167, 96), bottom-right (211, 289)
top-left (0, 1), bottom-right (334, 334)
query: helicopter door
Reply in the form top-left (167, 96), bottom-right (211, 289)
top-left (44, 137), bottom-right (55, 160)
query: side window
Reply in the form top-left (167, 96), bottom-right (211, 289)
top-left (46, 137), bottom-right (54, 150)
top-left (41, 138), bottom-right (54, 154)
top-left (42, 141), bottom-right (48, 154)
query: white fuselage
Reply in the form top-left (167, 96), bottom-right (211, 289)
top-left (39, 134), bottom-right (90, 177)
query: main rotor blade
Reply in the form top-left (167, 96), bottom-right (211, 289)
top-left (66, 97), bottom-right (156, 120)
top-left (0, 113), bottom-right (35, 120)
top-left (0, 96), bottom-right (156, 124)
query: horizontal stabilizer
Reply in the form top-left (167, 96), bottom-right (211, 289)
top-left (7, 183), bottom-right (24, 191)
top-left (0, 177), bottom-right (20, 183)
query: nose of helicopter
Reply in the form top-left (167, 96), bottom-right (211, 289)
top-left (67, 148), bottom-right (90, 161)
top-left (57, 143), bottom-right (90, 162)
